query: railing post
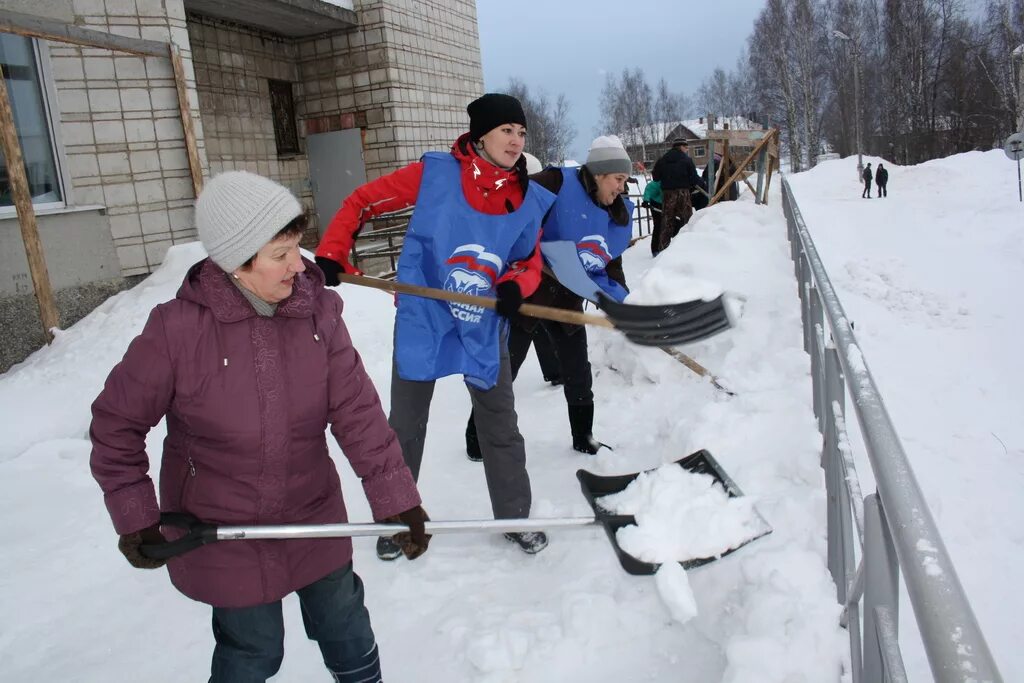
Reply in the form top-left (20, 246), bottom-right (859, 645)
top-left (811, 320), bottom-right (824, 428)
top-left (825, 343), bottom-right (845, 424)
top-left (824, 414), bottom-right (842, 588)
top-left (863, 493), bottom-right (899, 683)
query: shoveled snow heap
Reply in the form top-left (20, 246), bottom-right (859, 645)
top-left (598, 464), bottom-right (765, 563)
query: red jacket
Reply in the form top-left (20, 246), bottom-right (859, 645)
top-left (90, 258), bottom-right (420, 608)
top-left (316, 133), bottom-right (544, 296)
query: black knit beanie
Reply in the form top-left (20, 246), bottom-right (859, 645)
top-left (467, 93), bottom-right (527, 142)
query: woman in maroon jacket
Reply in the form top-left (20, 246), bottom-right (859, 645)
top-left (90, 171), bottom-right (428, 682)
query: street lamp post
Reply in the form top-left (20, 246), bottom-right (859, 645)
top-left (833, 29), bottom-right (863, 180)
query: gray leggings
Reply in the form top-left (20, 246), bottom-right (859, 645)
top-left (388, 341), bottom-right (530, 519)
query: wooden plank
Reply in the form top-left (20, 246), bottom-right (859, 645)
top-left (170, 44), bottom-right (204, 198)
top-left (742, 176), bottom-right (758, 196)
top-left (0, 74), bottom-right (58, 343)
top-left (0, 9), bottom-right (167, 57)
top-left (709, 130), bottom-right (777, 204)
top-left (709, 139), bottom-right (731, 207)
top-left (762, 140), bottom-right (776, 205)
top-left (337, 273), bottom-right (616, 329)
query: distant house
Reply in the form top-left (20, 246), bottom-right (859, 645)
top-left (623, 116), bottom-right (765, 171)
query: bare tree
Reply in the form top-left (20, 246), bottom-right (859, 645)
top-left (653, 78), bottom-right (688, 141)
top-left (505, 78), bottom-right (577, 165)
top-left (599, 68), bottom-right (658, 156)
top-left (751, 0), bottom-right (804, 170)
top-left (739, 0), bottom-right (1007, 167)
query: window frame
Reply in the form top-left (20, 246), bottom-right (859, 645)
top-left (0, 37), bottom-right (72, 218)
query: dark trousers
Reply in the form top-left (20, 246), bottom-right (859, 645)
top-left (210, 564), bottom-right (380, 683)
top-left (648, 203), bottom-right (664, 256)
top-left (532, 323), bottom-right (561, 381)
top-left (877, 182), bottom-right (887, 197)
top-left (508, 321), bottom-right (593, 408)
top-left (390, 336), bottom-right (531, 519)
top-left (862, 179), bottom-right (872, 198)
top-left (657, 188), bottom-right (692, 252)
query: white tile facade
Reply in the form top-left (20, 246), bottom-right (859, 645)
top-left (40, 0), bottom-right (482, 275)
top-left (49, 0), bottom-right (207, 276)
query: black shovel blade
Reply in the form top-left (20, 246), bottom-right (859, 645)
top-left (597, 293), bottom-right (732, 347)
top-left (576, 450), bottom-right (772, 575)
top-left (623, 314), bottom-right (732, 347)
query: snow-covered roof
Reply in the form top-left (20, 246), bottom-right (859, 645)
top-left (619, 122), bottom-right (686, 147)
top-left (681, 116), bottom-right (761, 139)
top-left (621, 116), bottom-right (762, 146)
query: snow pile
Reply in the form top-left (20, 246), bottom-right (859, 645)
top-left (598, 464), bottom-right (765, 563)
top-left (654, 562), bottom-right (698, 624)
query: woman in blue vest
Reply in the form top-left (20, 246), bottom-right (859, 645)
top-left (315, 94), bottom-right (557, 558)
top-left (465, 136), bottom-right (634, 458)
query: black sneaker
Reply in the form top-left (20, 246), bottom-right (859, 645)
top-left (376, 536), bottom-right (402, 561)
top-left (504, 531), bottom-right (548, 554)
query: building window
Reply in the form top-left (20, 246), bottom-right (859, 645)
top-left (692, 145), bottom-right (706, 159)
top-left (0, 34), bottom-right (63, 209)
top-left (268, 79), bottom-right (299, 156)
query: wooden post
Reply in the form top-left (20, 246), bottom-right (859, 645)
top-left (170, 44), bottom-right (203, 198)
top-left (709, 130), bottom-right (778, 205)
top-left (0, 74), bottom-right (58, 342)
top-left (0, 10), bottom-right (168, 57)
top-left (710, 139), bottom-right (731, 207)
top-left (762, 138), bottom-right (777, 205)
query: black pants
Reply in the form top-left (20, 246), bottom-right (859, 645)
top-left (532, 323), bottom-right (561, 381)
top-left (862, 180), bottom-right (872, 198)
top-left (508, 320), bottom-right (593, 407)
top-left (877, 182), bottom-right (887, 197)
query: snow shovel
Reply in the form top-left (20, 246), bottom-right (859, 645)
top-left (139, 451), bottom-right (770, 575)
top-left (576, 449), bottom-right (772, 575)
top-left (334, 273), bottom-right (731, 347)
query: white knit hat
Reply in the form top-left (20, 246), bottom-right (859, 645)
top-left (585, 135), bottom-right (631, 176)
top-left (195, 171), bottom-right (303, 273)
top-left (522, 152), bottom-right (542, 175)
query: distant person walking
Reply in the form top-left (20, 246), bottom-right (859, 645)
top-left (862, 162), bottom-right (873, 198)
top-left (875, 163), bottom-right (888, 197)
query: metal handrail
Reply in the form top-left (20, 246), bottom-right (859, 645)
top-left (781, 176), bottom-right (1002, 682)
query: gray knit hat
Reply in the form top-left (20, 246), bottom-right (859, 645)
top-left (585, 135), bottom-right (632, 176)
top-left (195, 171), bottom-right (303, 273)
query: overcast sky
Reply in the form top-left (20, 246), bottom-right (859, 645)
top-left (475, 0), bottom-right (768, 160)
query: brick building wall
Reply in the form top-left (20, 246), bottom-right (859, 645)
top-left (186, 15), bottom-right (316, 243)
top-left (296, 0), bottom-right (484, 181)
top-left (47, 0), bottom-right (207, 276)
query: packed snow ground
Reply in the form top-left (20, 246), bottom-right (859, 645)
top-left (787, 151), bottom-right (1023, 681)
top-left (1, 150), bottom-right (1017, 681)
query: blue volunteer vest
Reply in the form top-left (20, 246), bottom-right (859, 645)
top-left (394, 152), bottom-right (555, 389)
top-left (541, 167), bottom-right (635, 302)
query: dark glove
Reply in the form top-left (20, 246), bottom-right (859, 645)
top-left (494, 281), bottom-right (523, 318)
top-left (118, 523), bottom-right (168, 570)
top-left (315, 256), bottom-right (344, 287)
top-left (384, 505), bottom-right (431, 560)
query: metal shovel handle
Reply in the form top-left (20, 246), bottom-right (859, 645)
top-left (140, 513), bottom-right (598, 561)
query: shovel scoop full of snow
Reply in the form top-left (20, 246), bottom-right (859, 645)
top-left (576, 450), bottom-right (772, 575)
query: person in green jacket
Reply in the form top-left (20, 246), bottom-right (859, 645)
top-left (642, 179), bottom-right (665, 257)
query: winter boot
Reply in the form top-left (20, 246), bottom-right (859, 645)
top-left (567, 404), bottom-right (608, 455)
top-left (465, 413), bottom-right (482, 462)
top-left (504, 531), bottom-right (548, 554)
top-left (376, 536), bottom-right (402, 561)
